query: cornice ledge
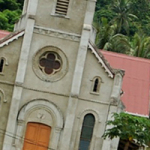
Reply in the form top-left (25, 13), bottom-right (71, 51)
top-left (34, 26), bottom-right (81, 42)
top-left (113, 69), bottom-right (125, 77)
top-left (28, 14), bottom-right (36, 20)
top-left (83, 24), bottom-right (92, 31)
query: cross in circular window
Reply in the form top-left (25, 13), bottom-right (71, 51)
top-left (39, 53), bottom-right (61, 75)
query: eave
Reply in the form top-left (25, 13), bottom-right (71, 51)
top-left (0, 30), bottom-right (25, 48)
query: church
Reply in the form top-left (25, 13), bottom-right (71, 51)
top-left (0, 0), bottom-right (124, 150)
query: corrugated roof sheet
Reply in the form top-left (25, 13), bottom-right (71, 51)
top-left (0, 30), bottom-right (10, 39)
top-left (101, 50), bottom-right (150, 117)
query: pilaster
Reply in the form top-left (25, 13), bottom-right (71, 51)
top-left (59, 0), bottom-right (96, 150)
top-left (2, 16), bottom-right (36, 150)
top-left (101, 72), bottom-right (124, 150)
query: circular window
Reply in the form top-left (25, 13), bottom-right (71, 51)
top-left (39, 52), bottom-right (61, 75)
top-left (33, 46), bottom-right (68, 82)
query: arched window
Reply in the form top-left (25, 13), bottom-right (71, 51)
top-left (91, 77), bottom-right (102, 93)
top-left (93, 78), bottom-right (99, 92)
top-left (79, 114), bottom-right (95, 150)
top-left (0, 58), bottom-right (4, 72)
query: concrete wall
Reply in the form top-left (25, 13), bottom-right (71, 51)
top-left (0, 38), bottom-right (23, 149)
top-left (35, 0), bottom-right (87, 34)
top-left (1, 0), bottom-right (124, 149)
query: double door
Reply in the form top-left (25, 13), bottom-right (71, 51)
top-left (23, 122), bottom-right (51, 150)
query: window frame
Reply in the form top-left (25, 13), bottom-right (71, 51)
top-left (51, 0), bottom-right (70, 18)
top-left (75, 110), bottom-right (101, 150)
top-left (90, 76), bottom-right (102, 95)
top-left (0, 57), bottom-right (8, 75)
top-left (79, 114), bottom-right (95, 150)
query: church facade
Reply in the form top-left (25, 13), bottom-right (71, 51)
top-left (0, 0), bottom-right (124, 150)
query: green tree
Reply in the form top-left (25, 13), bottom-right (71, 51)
top-left (0, 0), bottom-right (20, 11)
top-left (104, 34), bottom-right (131, 54)
top-left (94, 17), bottom-right (116, 49)
top-left (130, 33), bottom-right (150, 58)
top-left (94, 0), bottom-right (115, 24)
top-left (129, 0), bottom-right (150, 35)
top-left (0, 0), bottom-right (22, 31)
top-left (111, 0), bottom-right (138, 35)
top-left (0, 9), bottom-right (21, 31)
top-left (103, 112), bottom-right (150, 150)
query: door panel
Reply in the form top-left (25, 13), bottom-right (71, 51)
top-left (23, 122), bottom-right (51, 150)
top-left (37, 125), bottom-right (51, 150)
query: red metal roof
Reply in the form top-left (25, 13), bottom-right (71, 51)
top-left (0, 30), bottom-right (10, 39)
top-left (101, 50), bottom-right (150, 117)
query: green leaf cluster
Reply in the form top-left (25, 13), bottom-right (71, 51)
top-left (0, 0), bottom-right (22, 31)
top-left (94, 0), bottom-right (150, 36)
top-left (94, 0), bottom-right (150, 58)
top-left (103, 112), bottom-right (150, 146)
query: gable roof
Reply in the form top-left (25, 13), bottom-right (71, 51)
top-left (0, 30), bottom-right (24, 48)
top-left (88, 41), bottom-right (125, 78)
top-left (0, 30), bottom-right (10, 39)
top-left (101, 50), bottom-right (150, 117)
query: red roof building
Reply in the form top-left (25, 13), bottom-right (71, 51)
top-left (0, 30), bottom-right (10, 39)
top-left (101, 50), bottom-right (150, 117)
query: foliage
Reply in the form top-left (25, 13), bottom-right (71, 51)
top-left (0, 0), bottom-right (22, 31)
top-left (94, 17), bottom-right (131, 54)
top-left (94, 17), bottom-right (116, 49)
top-left (94, 0), bottom-right (150, 36)
top-left (0, 0), bottom-right (20, 11)
top-left (129, 0), bottom-right (150, 35)
top-left (130, 33), bottom-right (150, 58)
top-left (104, 34), bottom-right (131, 54)
top-left (0, 9), bottom-right (21, 31)
top-left (103, 112), bottom-right (150, 149)
top-left (94, 0), bottom-right (150, 58)
top-left (111, 0), bottom-right (138, 35)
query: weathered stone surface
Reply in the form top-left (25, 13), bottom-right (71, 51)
top-left (0, 0), bottom-right (124, 150)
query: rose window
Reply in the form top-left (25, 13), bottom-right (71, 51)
top-left (39, 52), bottom-right (61, 75)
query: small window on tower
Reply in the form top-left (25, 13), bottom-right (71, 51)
top-left (91, 77), bottom-right (102, 94)
top-left (0, 58), bottom-right (4, 73)
top-left (93, 78), bottom-right (99, 92)
top-left (55, 0), bottom-right (70, 16)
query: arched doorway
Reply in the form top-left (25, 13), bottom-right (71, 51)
top-left (23, 122), bottom-right (51, 150)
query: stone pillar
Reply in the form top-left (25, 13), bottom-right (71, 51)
top-left (101, 72), bottom-right (124, 150)
top-left (59, 0), bottom-right (96, 150)
top-left (2, 0), bottom-right (38, 148)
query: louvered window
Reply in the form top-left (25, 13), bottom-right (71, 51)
top-left (55, 0), bottom-right (69, 16)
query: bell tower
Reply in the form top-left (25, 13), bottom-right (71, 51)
top-left (14, 0), bottom-right (96, 35)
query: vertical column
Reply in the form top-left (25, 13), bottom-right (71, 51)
top-left (59, 0), bottom-right (96, 150)
top-left (2, 1), bottom-right (39, 149)
top-left (101, 72), bottom-right (124, 150)
top-left (101, 105), bottom-right (118, 150)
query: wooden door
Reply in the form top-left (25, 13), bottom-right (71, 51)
top-left (23, 122), bottom-right (51, 150)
